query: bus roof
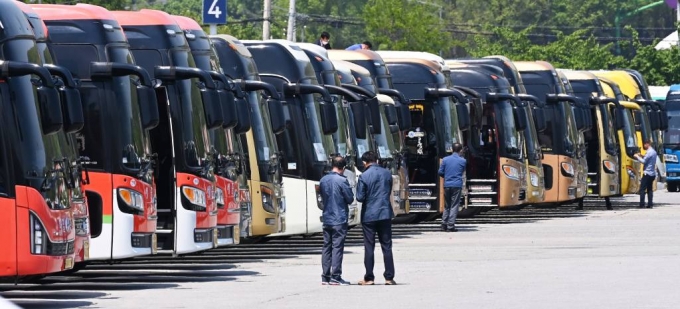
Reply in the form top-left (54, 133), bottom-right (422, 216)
top-left (171, 15), bottom-right (202, 31)
top-left (112, 9), bottom-right (177, 26)
top-left (327, 49), bottom-right (385, 62)
top-left (210, 34), bottom-right (253, 58)
top-left (31, 3), bottom-right (115, 21)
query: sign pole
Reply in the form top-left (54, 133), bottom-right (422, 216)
top-left (210, 24), bottom-right (217, 35)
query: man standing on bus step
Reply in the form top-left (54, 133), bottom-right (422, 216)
top-left (635, 140), bottom-right (658, 209)
top-left (320, 155), bottom-right (354, 286)
top-left (438, 143), bottom-right (467, 232)
top-left (356, 151), bottom-right (396, 286)
top-left (314, 31), bottom-right (332, 50)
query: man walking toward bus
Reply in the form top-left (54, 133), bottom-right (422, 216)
top-left (356, 151), bottom-right (396, 286)
top-left (635, 140), bottom-right (657, 208)
top-left (438, 143), bottom-right (467, 232)
top-left (320, 156), bottom-right (354, 286)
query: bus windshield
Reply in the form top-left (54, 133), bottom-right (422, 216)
top-left (247, 90), bottom-right (278, 163)
top-left (437, 97), bottom-right (461, 154)
top-left (375, 108), bottom-right (397, 159)
top-left (302, 93), bottom-right (335, 163)
top-left (665, 101), bottom-right (680, 145)
top-left (495, 101), bottom-right (522, 159)
top-left (623, 109), bottom-right (639, 153)
top-left (332, 95), bottom-right (351, 157)
top-left (601, 105), bottom-right (617, 154)
top-left (563, 103), bottom-right (579, 157)
top-left (639, 109), bottom-right (654, 145)
top-left (170, 49), bottom-right (210, 170)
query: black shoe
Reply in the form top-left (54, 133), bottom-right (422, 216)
top-left (441, 224), bottom-right (447, 231)
top-left (446, 228), bottom-right (458, 232)
top-left (321, 276), bottom-right (331, 285)
top-left (330, 277), bottom-right (350, 286)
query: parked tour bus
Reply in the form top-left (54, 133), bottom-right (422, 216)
top-left (560, 70), bottom-right (625, 209)
top-left (451, 57), bottom-right (548, 212)
top-left (298, 43), bottom-right (372, 227)
top-left (514, 61), bottom-right (581, 205)
top-left (172, 15), bottom-right (243, 246)
top-left (32, 4), bottom-right (160, 261)
top-left (0, 0), bottom-right (84, 278)
top-left (383, 58), bottom-right (484, 220)
top-left (113, 9), bottom-right (225, 254)
top-left (596, 77), bottom-right (642, 194)
top-left (332, 59), bottom-right (410, 218)
top-left (243, 40), bottom-right (338, 236)
top-left (664, 87), bottom-right (680, 191)
top-left (448, 63), bottom-right (545, 213)
top-left (18, 2), bottom-right (91, 265)
top-left (209, 34), bottom-right (287, 238)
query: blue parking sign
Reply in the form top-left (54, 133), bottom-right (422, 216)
top-left (203, 0), bottom-right (227, 24)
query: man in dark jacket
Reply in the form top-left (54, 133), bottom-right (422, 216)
top-left (438, 143), bottom-right (466, 232)
top-left (356, 151), bottom-right (396, 286)
top-left (320, 155), bottom-right (354, 286)
top-left (314, 31), bottom-right (332, 50)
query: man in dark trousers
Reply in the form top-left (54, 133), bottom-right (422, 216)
top-left (356, 151), bottom-right (396, 286)
top-left (314, 31), bottom-right (332, 50)
top-left (438, 143), bottom-right (466, 232)
top-left (635, 140), bottom-right (658, 208)
top-left (320, 155), bottom-right (354, 286)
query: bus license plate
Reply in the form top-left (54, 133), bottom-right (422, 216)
top-left (64, 257), bottom-right (74, 270)
top-left (151, 233), bottom-right (158, 254)
top-left (83, 240), bottom-right (90, 260)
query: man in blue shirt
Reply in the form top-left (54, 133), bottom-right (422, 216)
top-left (346, 41), bottom-right (373, 51)
top-left (635, 140), bottom-right (658, 208)
top-left (319, 156), bottom-right (354, 285)
top-left (356, 151), bottom-right (396, 286)
top-left (438, 143), bottom-right (467, 232)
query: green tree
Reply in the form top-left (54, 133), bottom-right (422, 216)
top-left (363, 0), bottom-right (452, 53)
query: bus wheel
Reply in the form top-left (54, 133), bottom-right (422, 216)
top-left (393, 214), bottom-right (418, 224)
top-left (667, 183), bottom-right (678, 192)
top-left (457, 207), bottom-right (482, 218)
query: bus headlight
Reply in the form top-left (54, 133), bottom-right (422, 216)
top-left (561, 162), bottom-right (575, 177)
top-left (530, 171), bottom-right (539, 187)
top-left (261, 186), bottom-right (275, 213)
top-left (29, 213), bottom-right (46, 255)
top-left (603, 160), bottom-right (617, 174)
top-left (315, 184), bottom-right (324, 210)
top-left (502, 165), bottom-right (520, 180)
top-left (118, 188), bottom-right (144, 214)
top-left (215, 187), bottom-right (225, 207)
top-left (181, 186), bottom-right (207, 210)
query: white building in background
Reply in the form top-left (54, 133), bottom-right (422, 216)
top-left (655, 31), bottom-right (678, 50)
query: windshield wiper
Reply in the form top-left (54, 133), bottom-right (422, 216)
top-left (137, 153), bottom-right (158, 180)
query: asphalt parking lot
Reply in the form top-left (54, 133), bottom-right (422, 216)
top-left (2, 192), bottom-right (679, 309)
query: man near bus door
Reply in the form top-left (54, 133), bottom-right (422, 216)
top-left (356, 151), bottom-right (396, 286)
top-left (314, 31), bottom-right (332, 50)
top-left (320, 156), bottom-right (354, 286)
top-left (635, 140), bottom-right (658, 209)
top-left (438, 143), bottom-right (467, 232)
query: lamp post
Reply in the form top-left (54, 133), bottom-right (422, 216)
top-left (615, 0), bottom-right (665, 55)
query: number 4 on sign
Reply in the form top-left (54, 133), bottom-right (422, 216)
top-left (208, 0), bottom-right (222, 18)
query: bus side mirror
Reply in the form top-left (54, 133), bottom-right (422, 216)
top-left (650, 110), bottom-right (661, 131)
top-left (385, 105), bottom-right (398, 126)
top-left (367, 97), bottom-right (381, 134)
top-left (232, 98), bottom-right (252, 135)
top-left (37, 86), bottom-right (64, 135)
top-left (136, 86), bottom-right (160, 130)
top-left (533, 108), bottom-right (547, 132)
top-left (59, 87), bottom-right (85, 133)
top-left (350, 101), bottom-right (368, 140)
top-left (575, 108), bottom-right (586, 131)
top-left (267, 98), bottom-right (286, 135)
top-left (398, 103), bottom-right (411, 131)
top-left (513, 106), bottom-right (527, 131)
top-left (320, 102), bottom-right (338, 134)
top-left (615, 108), bottom-right (625, 130)
top-left (661, 110), bottom-right (669, 130)
top-left (456, 104), bottom-right (470, 130)
top-left (200, 88), bottom-right (225, 130)
top-left (219, 89), bottom-right (238, 129)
